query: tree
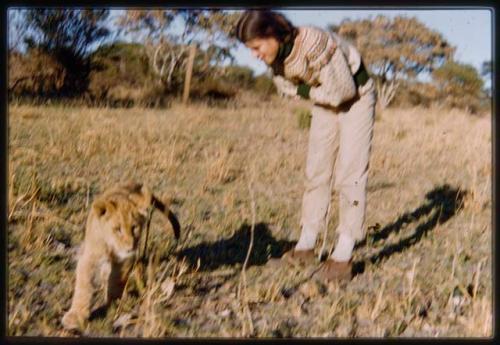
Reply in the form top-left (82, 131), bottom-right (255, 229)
top-left (23, 9), bottom-right (110, 97)
top-left (330, 15), bottom-right (455, 109)
top-left (432, 61), bottom-right (484, 113)
top-left (480, 60), bottom-right (492, 98)
top-left (115, 10), bottom-right (241, 92)
top-left (8, 9), bottom-right (29, 54)
top-left (481, 60), bottom-right (492, 78)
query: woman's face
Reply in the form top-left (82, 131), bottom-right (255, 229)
top-left (245, 37), bottom-right (279, 65)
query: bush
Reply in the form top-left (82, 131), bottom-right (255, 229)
top-left (220, 65), bottom-right (255, 89)
top-left (392, 81), bottom-right (439, 108)
top-left (139, 84), bottom-right (173, 108)
top-left (189, 76), bottom-right (238, 106)
top-left (432, 61), bottom-right (485, 114)
top-left (87, 42), bottom-right (155, 106)
top-left (8, 49), bottom-right (67, 101)
top-left (253, 74), bottom-right (277, 95)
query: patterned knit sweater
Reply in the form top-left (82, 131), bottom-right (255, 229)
top-left (273, 26), bottom-right (372, 107)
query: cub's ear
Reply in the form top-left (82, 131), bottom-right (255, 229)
top-left (140, 184), bottom-right (153, 203)
top-left (126, 182), bottom-right (143, 194)
top-left (131, 184), bottom-right (153, 216)
top-left (92, 199), bottom-right (116, 218)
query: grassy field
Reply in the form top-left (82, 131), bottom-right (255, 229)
top-left (7, 93), bottom-right (492, 337)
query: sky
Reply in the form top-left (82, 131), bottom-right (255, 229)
top-left (233, 9), bottom-right (493, 84)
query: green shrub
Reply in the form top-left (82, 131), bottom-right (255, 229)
top-left (190, 77), bottom-right (237, 102)
top-left (295, 107), bottom-right (312, 130)
top-left (220, 65), bottom-right (255, 89)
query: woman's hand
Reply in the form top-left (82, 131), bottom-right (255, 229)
top-left (273, 75), bottom-right (299, 98)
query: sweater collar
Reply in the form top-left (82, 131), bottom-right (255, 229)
top-left (271, 39), bottom-right (295, 76)
top-left (277, 40), bottom-right (294, 63)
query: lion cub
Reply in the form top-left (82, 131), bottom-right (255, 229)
top-left (61, 182), bottom-right (180, 331)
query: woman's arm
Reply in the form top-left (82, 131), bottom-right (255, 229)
top-left (307, 48), bottom-right (357, 108)
top-left (287, 27), bottom-right (357, 107)
top-left (273, 75), bottom-right (299, 98)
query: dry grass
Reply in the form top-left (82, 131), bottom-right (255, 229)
top-left (7, 94), bottom-right (492, 337)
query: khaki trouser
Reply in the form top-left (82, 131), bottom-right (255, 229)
top-left (299, 80), bottom-right (376, 246)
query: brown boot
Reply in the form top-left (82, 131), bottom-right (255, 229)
top-left (316, 259), bottom-right (353, 282)
top-left (268, 249), bottom-right (316, 268)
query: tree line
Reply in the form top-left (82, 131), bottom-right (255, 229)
top-left (8, 9), bottom-right (491, 113)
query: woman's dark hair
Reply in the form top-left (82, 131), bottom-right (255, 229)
top-left (235, 10), bottom-right (298, 44)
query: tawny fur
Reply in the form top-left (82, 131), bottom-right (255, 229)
top-left (61, 182), bottom-right (180, 331)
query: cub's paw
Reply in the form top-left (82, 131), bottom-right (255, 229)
top-left (61, 310), bottom-right (86, 331)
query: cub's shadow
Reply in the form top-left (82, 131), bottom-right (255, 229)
top-left (352, 184), bottom-right (468, 276)
top-left (176, 223), bottom-right (295, 271)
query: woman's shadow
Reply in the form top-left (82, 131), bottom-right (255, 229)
top-left (351, 183), bottom-right (468, 276)
top-left (175, 184), bottom-right (467, 278)
top-left (176, 223), bottom-right (295, 272)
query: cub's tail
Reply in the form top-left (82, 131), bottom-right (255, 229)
top-left (152, 196), bottom-right (181, 240)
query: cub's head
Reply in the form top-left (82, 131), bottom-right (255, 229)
top-left (91, 184), bottom-right (152, 261)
